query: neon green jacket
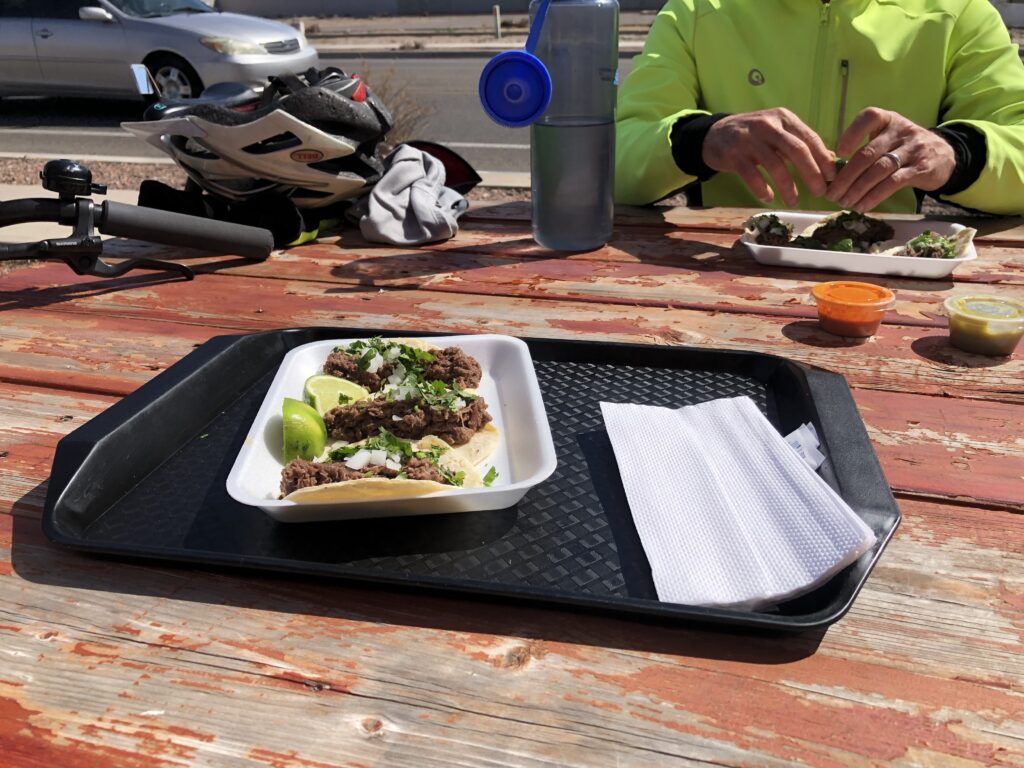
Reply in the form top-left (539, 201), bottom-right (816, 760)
top-left (615, 0), bottom-right (1024, 214)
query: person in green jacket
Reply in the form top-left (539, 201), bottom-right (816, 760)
top-left (615, 0), bottom-right (1024, 215)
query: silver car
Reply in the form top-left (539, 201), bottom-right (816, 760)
top-left (0, 0), bottom-right (319, 99)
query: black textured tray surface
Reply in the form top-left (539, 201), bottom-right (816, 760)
top-left (44, 331), bottom-right (900, 630)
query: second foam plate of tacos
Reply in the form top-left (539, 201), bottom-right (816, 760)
top-left (740, 211), bottom-right (977, 279)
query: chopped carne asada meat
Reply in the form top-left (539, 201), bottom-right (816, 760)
top-left (322, 351), bottom-right (395, 391)
top-left (808, 211), bottom-right (894, 250)
top-left (744, 213), bottom-right (793, 246)
top-left (322, 344), bottom-right (480, 392)
top-left (281, 456), bottom-right (448, 496)
top-left (324, 396), bottom-right (491, 446)
top-left (422, 347), bottom-right (482, 389)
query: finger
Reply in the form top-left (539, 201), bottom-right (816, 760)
top-left (836, 148), bottom-right (903, 210)
top-left (782, 118), bottom-right (837, 183)
top-left (846, 169), bottom-right (915, 213)
top-left (836, 108), bottom-right (891, 158)
top-left (735, 160), bottom-right (773, 204)
top-left (770, 131), bottom-right (828, 197)
top-left (828, 134), bottom-right (898, 202)
top-left (757, 148), bottom-right (800, 208)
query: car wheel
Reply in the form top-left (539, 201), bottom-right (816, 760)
top-left (147, 54), bottom-right (204, 99)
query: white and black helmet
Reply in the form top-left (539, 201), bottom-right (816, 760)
top-left (123, 68), bottom-right (393, 208)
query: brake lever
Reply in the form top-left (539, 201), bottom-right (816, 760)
top-left (86, 254), bottom-right (195, 280)
top-left (8, 193), bottom-right (194, 281)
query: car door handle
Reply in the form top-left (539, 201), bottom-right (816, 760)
top-left (37, 29), bottom-right (53, 38)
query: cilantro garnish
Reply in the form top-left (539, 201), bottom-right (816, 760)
top-left (833, 238), bottom-right (855, 252)
top-left (336, 337), bottom-right (436, 377)
top-left (328, 428), bottom-right (414, 461)
top-left (440, 467), bottom-right (466, 487)
top-left (905, 230), bottom-right (954, 259)
top-left (482, 466), bottom-right (498, 486)
top-left (416, 379), bottom-right (476, 412)
top-left (338, 393), bottom-right (352, 405)
top-left (356, 348), bottom-right (377, 372)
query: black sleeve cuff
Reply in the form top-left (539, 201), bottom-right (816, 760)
top-left (930, 124), bottom-right (987, 198)
top-left (670, 112), bottom-right (731, 181)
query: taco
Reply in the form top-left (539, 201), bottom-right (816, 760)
top-left (743, 213), bottom-right (793, 246)
top-left (322, 377), bottom-right (498, 464)
top-left (281, 431), bottom-right (482, 503)
top-left (873, 228), bottom-right (977, 259)
top-left (801, 210), bottom-right (895, 252)
top-left (322, 336), bottom-right (481, 392)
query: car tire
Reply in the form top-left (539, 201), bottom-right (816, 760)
top-left (147, 54), bottom-right (204, 100)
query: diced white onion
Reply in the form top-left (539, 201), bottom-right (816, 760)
top-left (388, 452), bottom-right (401, 463)
top-left (385, 345), bottom-right (402, 361)
top-left (453, 398), bottom-right (466, 410)
top-left (386, 363), bottom-right (407, 387)
top-left (368, 449), bottom-right (388, 465)
top-left (392, 385), bottom-right (418, 401)
top-left (344, 449), bottom-right (371, 470)
top-left (366, 353), bottom-right (384, 374)
top-left (392, 414), bottom-right (403, 422)
top-left (384, 459), bottom-right (402, 471)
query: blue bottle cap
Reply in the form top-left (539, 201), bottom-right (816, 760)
top-left (478, 50), bottom-right (552, 128)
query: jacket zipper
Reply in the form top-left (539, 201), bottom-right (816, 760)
top-left (809, 2), bottom-right (832, 141)
top-left (837, 59), bottom-right (850, 140)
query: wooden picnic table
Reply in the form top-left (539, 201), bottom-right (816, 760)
top-left (1, 201), bottom-right (1022, 767)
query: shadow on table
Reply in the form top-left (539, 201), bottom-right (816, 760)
top-left (9, 495), bottom-right (826, 664)
top-left (911, 335), bottom-right (1016, 367)
top-left (0, 251), bottom-right (262, 313)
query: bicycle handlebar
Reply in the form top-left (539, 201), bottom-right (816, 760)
top-left (98, 201), bottom-right (273, 261)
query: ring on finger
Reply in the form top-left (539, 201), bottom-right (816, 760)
top-left (882, 151), bottom-right (903, 171)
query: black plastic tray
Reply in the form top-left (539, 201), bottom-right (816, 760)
top-left (42, 328), bottom-right (900, 631)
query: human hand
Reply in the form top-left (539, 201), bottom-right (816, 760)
top-left (827, 108), bottom-right (956, 212)
top-left (702, 108), bottom-right (836, 207)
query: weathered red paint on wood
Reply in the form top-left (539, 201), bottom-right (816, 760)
top-left (465, 201), bottom-right (1024, 245)
top-left (2, 207), bottom-right (1023, 767)
top-left (5, 263), bottom-right (1022, 405)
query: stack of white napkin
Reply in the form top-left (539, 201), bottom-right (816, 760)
top-left (601, 397), bottom-right (876, 610)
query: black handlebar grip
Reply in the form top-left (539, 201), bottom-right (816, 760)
top-left (98, 201), bottom-right (273, 261)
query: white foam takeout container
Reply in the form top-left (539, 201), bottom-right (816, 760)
top-left (225, 334), bottom-right (558, 523)
top-left (740, 212), bottom-right (977, 279)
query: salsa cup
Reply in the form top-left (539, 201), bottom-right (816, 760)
top-left (943, 295), bottom-right (1024, 356)
top-left (811, 281), bottom-right (896, 338)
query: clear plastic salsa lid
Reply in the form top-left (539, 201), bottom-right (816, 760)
top-left (943, 295), bottom-right (1024, 327)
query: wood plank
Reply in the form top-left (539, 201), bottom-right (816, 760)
top-left (1, 496), bottom-right (1021, 767)
top-left (0, 384), bottom-right (117, 518)
top-left (2, 268), bottom-right (1022, 404)
top-left (854, 389), bottom-right (1024, 509)
top-left (466, 201), bottom-right (1024, 244)
top-left (96, 220), bottom-right (1024, 287)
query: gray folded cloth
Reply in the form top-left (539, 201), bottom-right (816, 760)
top-left (348, 144), bottom-right (469, 246)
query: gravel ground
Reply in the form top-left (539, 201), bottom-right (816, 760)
top-left (0, 157), bottom-right (185, 194)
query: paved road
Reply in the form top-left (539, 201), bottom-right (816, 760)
top-left (0, 54), bottom-right (636, 180)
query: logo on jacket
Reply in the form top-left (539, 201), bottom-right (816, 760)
top-left (748, 68), bottom-right (765, 86)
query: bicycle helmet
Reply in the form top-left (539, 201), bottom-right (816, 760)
top-left (122, 68), bottom-right (393, 209)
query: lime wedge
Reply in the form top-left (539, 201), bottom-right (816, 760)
top-left (282, 397), bottom-right (328, 463)
top-left (303, 374), bottom-right (370, 416)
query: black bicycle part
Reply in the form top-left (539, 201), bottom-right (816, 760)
top-left (0, 160), bottom-right (275, 280)
top-left (40, 159), bottom-right (107, 200)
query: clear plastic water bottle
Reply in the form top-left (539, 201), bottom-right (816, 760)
top-left (530, 0), bottom-right (619, 251)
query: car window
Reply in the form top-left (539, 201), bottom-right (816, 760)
top-left (0, 0), bottom-right (35, 18)
top-left (105, 0), bottom-right (212, 17)
top-left (33, 1), bottom-right (89, 19)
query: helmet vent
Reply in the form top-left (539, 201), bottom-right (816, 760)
top-left (242, 131), bottom-right (302, 155)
